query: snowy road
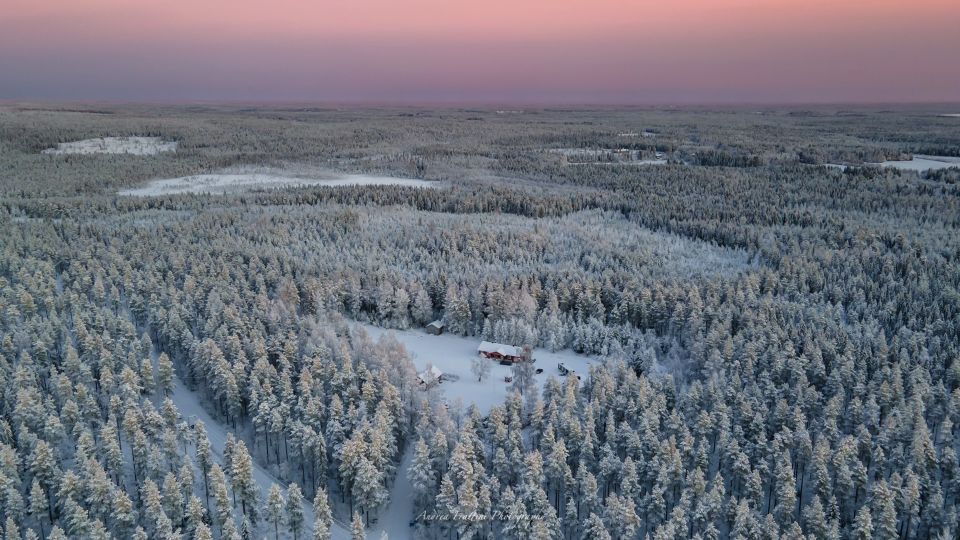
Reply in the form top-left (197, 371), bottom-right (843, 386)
top-left (369, 445), bottom-right (416, 540)
top-left (167, 374), bottom-right (352, 539)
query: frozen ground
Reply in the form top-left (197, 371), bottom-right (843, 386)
top-left (42, 136), bottom-right (177, 155)
top-left (119, 170), bottom-right (440, 196)
top-left (827, 155), bottom-right (960, 172)
top-left (360, 323), bottom-right (601, 413)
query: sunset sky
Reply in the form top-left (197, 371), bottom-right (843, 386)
top-left (2, 0), bottom-right (958, 104)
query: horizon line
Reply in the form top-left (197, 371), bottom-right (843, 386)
top-left (4, 98), bottom-right (960, 110)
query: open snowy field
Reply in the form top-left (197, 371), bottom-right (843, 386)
top-left (566, 159), bottom-right (668, 166)
top-left (548, 148), bottom-right (668, 166)
top-left (42, 136), bottom-right (177, 155)
top-left (119, 170), bottom-right (441, 196)
top-left (874, 155), bottom-right (960, 171)
top-left (827, 154), bottom-right (960, 172)
top-left (359, 323), bottom-right (601, 413)
top-left (940, 113), bottom-right (960, 118)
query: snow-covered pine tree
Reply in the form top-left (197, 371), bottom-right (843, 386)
top-left (408, 437), bottom-right (436, 511)
top-left (265, 483), bottom-right (285, 540)
top-left (231, 440), bottom-right (258, 523)
top-left (313, 489), bottom-right (333, 540)
top-left (351, 511), bottom-right (366, 540)
top-left (209, 463), bottom-right (233, 531)
top-left (286, 483), bottom-right (305, 540)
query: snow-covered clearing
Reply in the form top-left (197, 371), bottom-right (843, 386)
top-left (42, 136), bottom-right (177, 155)
top-left (549, 148), bottom-right (668, 166)
top-left (827, 155), bottom-right (960, 172)
top-left (360, 322), bottom-right (601, 539)
top-left (874, 155), bottom-right (960, 171)
top-left (119, 171), bottom-right (440, 196)
top-left (566, 159), bottom-right (668, 166)
top-left (359, 323), bottom-right (601, 414)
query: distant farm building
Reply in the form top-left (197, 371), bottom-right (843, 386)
top-left (417, 365), bottom-right (443, 388)
top-left (425, 320), bottom-right (445, 335)
top-left (477, 341), bottom-right (531, 363)
top-left (558, 362), bottom-right (582, 380)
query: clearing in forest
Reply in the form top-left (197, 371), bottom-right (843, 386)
top-left (119, 168), bottom-right (440, 196)
top-left (42, 136), bottom-right (177, 155)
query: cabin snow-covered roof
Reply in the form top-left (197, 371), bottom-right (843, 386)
top-left (418, 365), bottom-right (443, 384)
top-left (427, 320), bottom-right (444, 328)
top-left (477, 341), bottom-right (523, 358)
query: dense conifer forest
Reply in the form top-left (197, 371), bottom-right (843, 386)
top-left (0, 103), bottom-right (959, 539)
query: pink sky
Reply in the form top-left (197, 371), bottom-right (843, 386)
top-left (2, 0), bottom-right (958, 103)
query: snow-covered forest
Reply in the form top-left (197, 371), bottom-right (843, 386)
top-left (0, 103), bottom-right (959, 539)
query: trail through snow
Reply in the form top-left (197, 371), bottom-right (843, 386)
top-left (165, 367), bottom-right (352, 539)
top-left (369, 445), bottom-right (416, 539)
